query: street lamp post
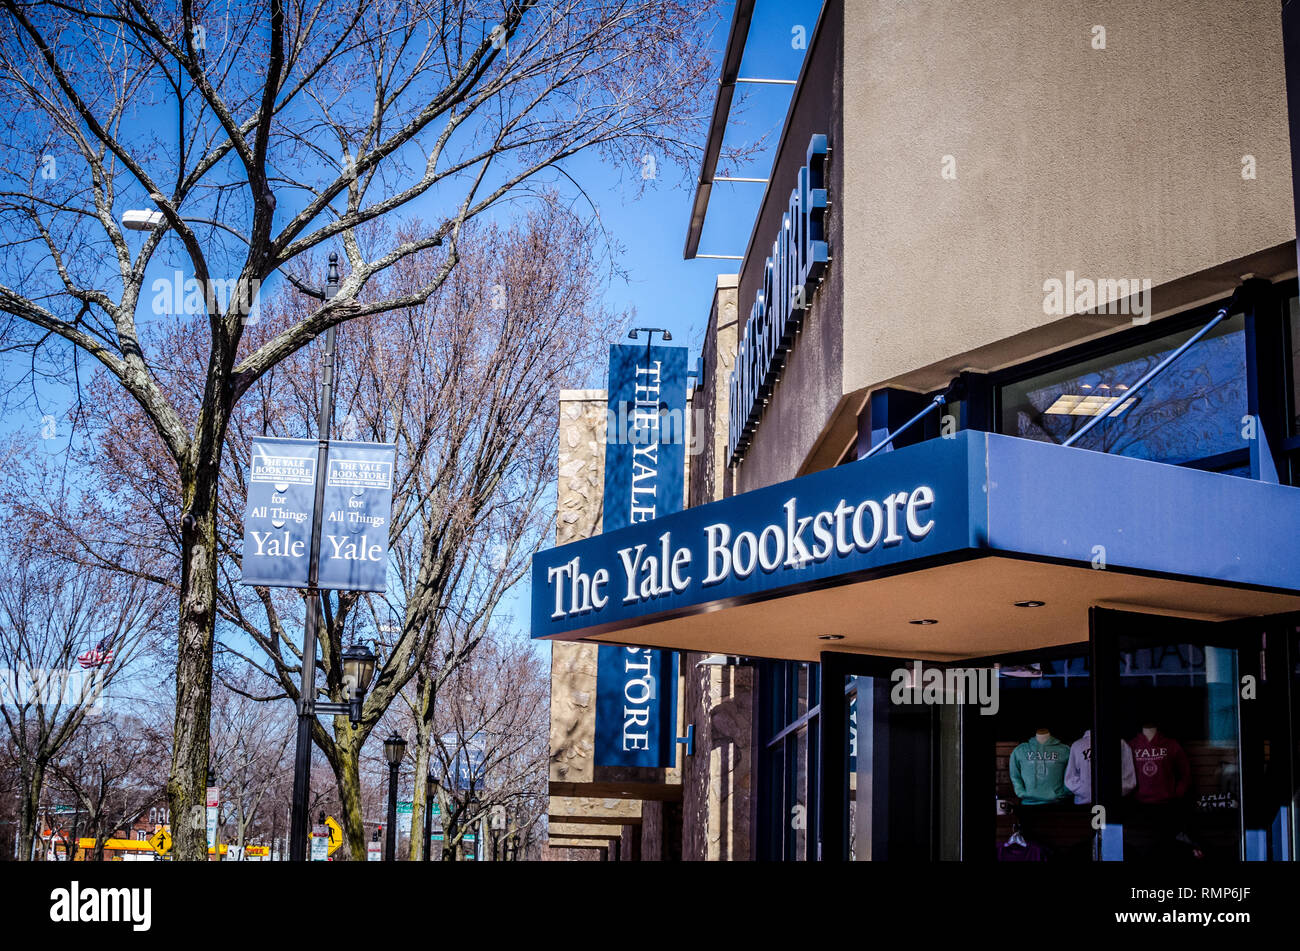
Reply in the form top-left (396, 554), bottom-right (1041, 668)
top-left (288, 253), bottom-right (342, 862)
top-left (383, 732), bottom-right (406, 862)
top-left (489, 805), bottom-right (503, 861)
top-left (120, 213), bottom-right (350, 862)
top-left (507, 821), bottom-right (520, 862)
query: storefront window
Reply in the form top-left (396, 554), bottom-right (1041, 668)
top-left (1000, 313), bottom-right (1247, 465)
top-left (1114, 639), bottom-right (1241, 861)
top-left (991, 655), bottom-right (1093, 863)
top-left (758, 659), bottom-right (821, 861)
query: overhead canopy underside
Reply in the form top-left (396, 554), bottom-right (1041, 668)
top-left (576, 554), bottom-right (1300, 662)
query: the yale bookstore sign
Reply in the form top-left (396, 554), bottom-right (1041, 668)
top-left (594, 344), bottom-right (687, 768)
top-left (728, 134), bottom-right (830, 466)
top-left (534, 434), bottom-right (975, 643)
top-left (534, 431), bottom-right (1300, 651)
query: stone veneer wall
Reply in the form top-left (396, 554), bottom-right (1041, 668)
top-left (680, 275), bottom-right (755, 861)
top-left (548, 391), bottom-right (606, 793)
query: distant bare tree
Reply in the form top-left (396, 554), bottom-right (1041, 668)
top-left (0, 548), bottom-right (167, 860)
top-left (208, 665), bottom-right (293, 852)
top-left (422, 629), bottom-right (548, 860)
top-left (48, 710), bottom-right (169, 861)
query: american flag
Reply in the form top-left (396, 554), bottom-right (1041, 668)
top-left (77, 638), bottom-right (115, 670)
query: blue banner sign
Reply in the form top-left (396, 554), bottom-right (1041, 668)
top-left (317, 440), bottom-right (396, 593)
top-left (241, 437), bottom-right (395, 592)
top-left (601, 343), bottom-right (688, 529)
top-left (729, 134), bottom-right (829, 465)
top-left (594, 343), bottom-right (687, 768)
top-left (241, 436), bottom-right (319, 587)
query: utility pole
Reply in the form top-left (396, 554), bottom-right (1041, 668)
top-left (289, 253), bottom-right (340, 861)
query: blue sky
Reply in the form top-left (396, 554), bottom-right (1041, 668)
top-left (496, 0), bottom-right (824, 642)
top-left (575, 0), bottom-right (824, 364)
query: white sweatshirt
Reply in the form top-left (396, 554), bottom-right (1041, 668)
top-left (1064, 730), bottom-right (1137, 804)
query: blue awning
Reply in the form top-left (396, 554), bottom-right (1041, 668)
top-left (531, 432), bottom-right (1300, 660)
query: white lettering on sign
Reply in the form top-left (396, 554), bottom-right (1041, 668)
top-left (249, 530), bottom-right (306, 558)
top-left (621, 647), bottom-right (654, 751)
top-left (629, 359), bottom-right (663, 523)
top-left (728, 134), bottom-right (830, 466)
top-left (547, 486), bottom-right (935, 619)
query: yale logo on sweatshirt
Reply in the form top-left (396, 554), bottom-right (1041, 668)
top-left (49, 882), bottom-right (151, 932)
top-left (1026, 750), bottom-right (1062, 761)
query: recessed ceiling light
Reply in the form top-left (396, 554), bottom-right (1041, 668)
top-left (817, 634), bottom-right (844, 640)
top-left (909, 618), bottom-right (938, 625)
top-left (1043, 394), bottom-right (1137, 417)
top-left (1014, 600), bottom-right (1046, 608)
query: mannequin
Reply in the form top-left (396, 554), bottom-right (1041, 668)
top-left (1009, 727), bottom-right (1071, 804)
top-left (1130, 721), bottom-right (1189, 804)
top-left (1064, 729), bottom-right (1137, 804)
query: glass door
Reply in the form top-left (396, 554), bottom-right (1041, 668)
top-left (1089, 608), bottom-right (1290, 862)
top-left (819, 651), bottom-right (964, 861)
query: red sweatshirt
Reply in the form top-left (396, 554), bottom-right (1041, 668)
top-left (1129, 731), bottom-right (1190, 804)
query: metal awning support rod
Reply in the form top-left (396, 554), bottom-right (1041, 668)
top-left (714, 176), bottom-right (768, 183)
top-left (735, 77), bottom-right (797, 85)
top-left (860, 393), bottom-right (947, 461)
top-left (1061, 285), bottom-right (1245, 448)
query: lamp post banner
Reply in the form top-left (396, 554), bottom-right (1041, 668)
top-left (240, 437), bottom-right (395, 591)
top-left (240, 436), bottom-right (319, 587)
top-left (595, 342), bottom-right (687, 767)
top-left (317, 440), bottom-right (396, 592)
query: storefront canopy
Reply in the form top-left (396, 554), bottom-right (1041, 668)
top-left (531, 432), bottom-right (1300, 661)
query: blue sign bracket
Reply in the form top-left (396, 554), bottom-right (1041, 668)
top-left (676, 723), bottom-right (695, 758)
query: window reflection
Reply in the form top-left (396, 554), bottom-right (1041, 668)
top-left (1000, 314), bottom-right (1246, 464)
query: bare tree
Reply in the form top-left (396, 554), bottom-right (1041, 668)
top-left (0, 0), bottom-right (718, 858)
top-left (423, 629), bottom-right (548, 860)
top-left (48, 710), bottom-right (169, 861)
top-left (208, 664), bottom-right (293, 852)
top-left (0, 546), bottom-right (167, 860)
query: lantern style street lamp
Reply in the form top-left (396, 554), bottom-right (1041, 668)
top-left (312, 642), bottom-right (378, 724)
top-left (383, 732), bottom-right (406, 861)
top-left (507, 821), bottom-right (521, 861)
top-left (490, 805), bottom-right (506, 861)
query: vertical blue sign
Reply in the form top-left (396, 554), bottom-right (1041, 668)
top-left (241, 437), bottom-right (319, 587)
top-left (594, 343), bottom-right (687, 767)
top-left (317, 441), bottom-right (395, 593)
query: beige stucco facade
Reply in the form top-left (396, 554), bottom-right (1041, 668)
top-left (735, 0), bottom-right (1297, 491)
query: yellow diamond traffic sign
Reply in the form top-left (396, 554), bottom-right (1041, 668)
top-left (325, 816), bottom-right (343, 855)
top-left (147, 826), bottom-right (172, 856)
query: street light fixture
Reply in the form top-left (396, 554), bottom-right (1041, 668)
top-left (342, 642), bottom-right (377, 722)
top-left (490, 805), bottom-right (506, 861)
top-left (383, 732), bottom-right (406, 767)
top-left (383, 732), bottom-right (405, 862)
top-left (507, 821), bottom-right (521, 862)
top-left (310, 641), bottom-right (377, 725)
top-left (627, 327), bottom-right (672, 341)
top-left (627, 327), bottom-right (673, 366)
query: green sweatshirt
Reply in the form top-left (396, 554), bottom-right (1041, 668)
top-left (1009, 734), bottom-right (1071, 804)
